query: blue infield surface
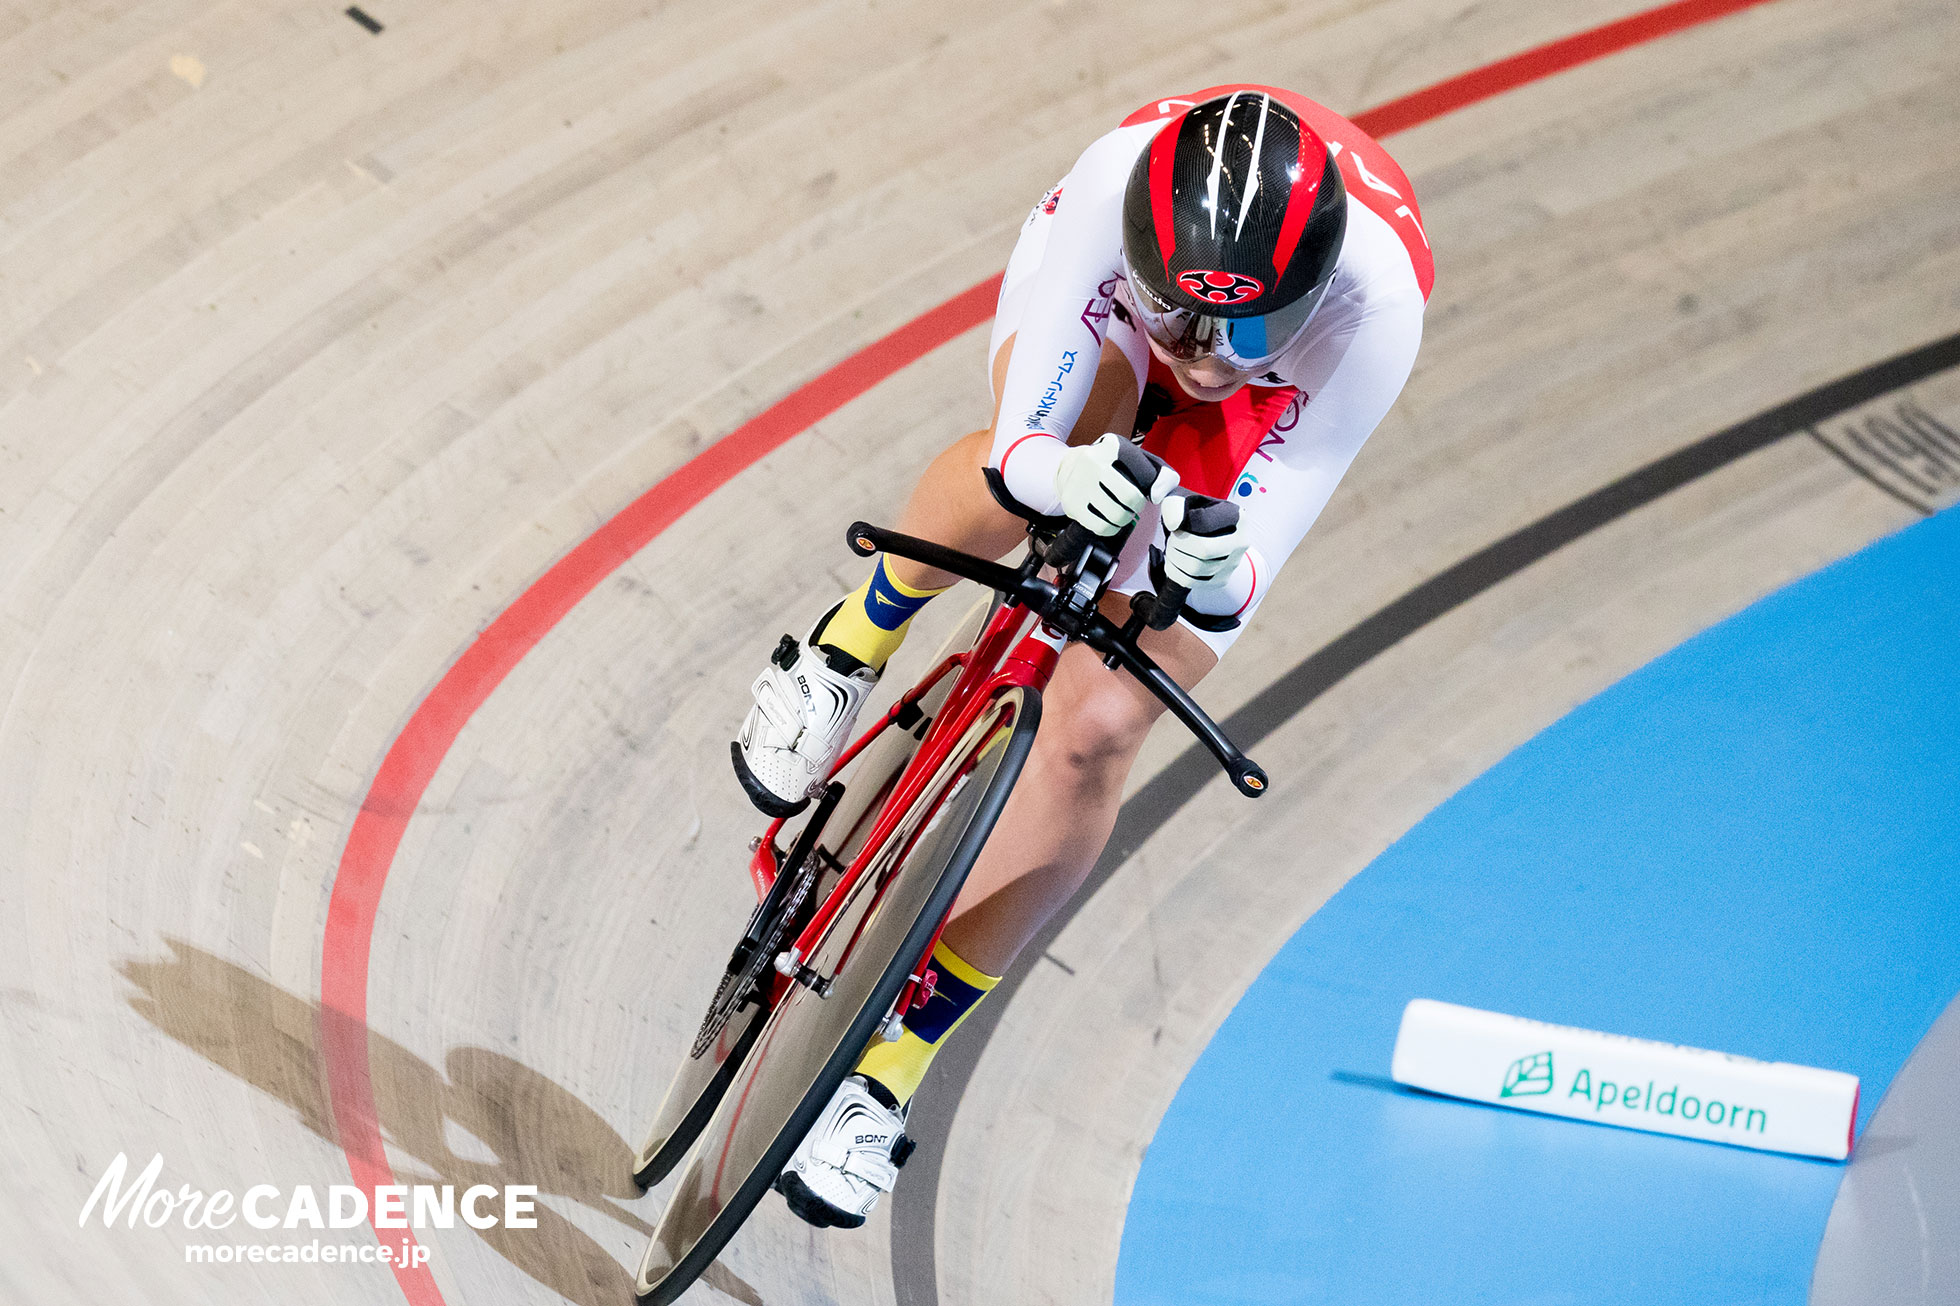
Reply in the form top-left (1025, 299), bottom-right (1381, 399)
top-left (1117, 507), bottom-right (1960, 1305)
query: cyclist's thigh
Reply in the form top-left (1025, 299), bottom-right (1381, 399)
top-left (1039, 599), bottom-right (1216, 748)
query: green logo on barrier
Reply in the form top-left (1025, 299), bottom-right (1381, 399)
top-left (1501, 1051), bottom-right (1555, 1098)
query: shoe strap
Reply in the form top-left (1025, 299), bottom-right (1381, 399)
top-left (748, 672), bottom-right (806, 740)
top-left (849, 1153), bottom-right (899, 1193)
top-left (810, 1118), bottom-right (902, 1193)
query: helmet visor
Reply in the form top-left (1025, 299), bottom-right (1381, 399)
top-left (1124, 265), bottom-right (1329, 370)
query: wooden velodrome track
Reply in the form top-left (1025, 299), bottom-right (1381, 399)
top-left (4, 0), bottom-right (1957, 1303)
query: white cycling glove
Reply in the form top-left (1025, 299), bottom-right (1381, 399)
top-left (1053, 433), bottom-right (1179, 536)
top-left (1160, 492), bottom-right (1249, 591)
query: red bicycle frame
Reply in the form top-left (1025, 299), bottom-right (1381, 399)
top-left (734, 500), bottom-right (1267, 1039)
top-left (742, 594), bottom-right (1064, 1016)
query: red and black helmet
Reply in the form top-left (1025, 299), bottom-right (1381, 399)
top-left (1122, 91), bottom-right (1347, 369)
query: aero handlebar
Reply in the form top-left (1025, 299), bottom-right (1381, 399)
top-left (845, 521), bottom-right (1267, 798)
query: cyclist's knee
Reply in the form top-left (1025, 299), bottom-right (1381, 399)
top-left (1048, 670), bottom-right (1159, 778)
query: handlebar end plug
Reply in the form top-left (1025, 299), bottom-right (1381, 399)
top-left (1231, 759), bottom-right (1269, 799)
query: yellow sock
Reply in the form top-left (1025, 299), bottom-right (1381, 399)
top-left (815, 557), bottom-right (949, 672)
top-left (855, 940), bottom-right (999, 1107)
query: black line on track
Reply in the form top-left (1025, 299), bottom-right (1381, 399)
top-left (345, 6), bottom-right (383, 34)
top-left (887, 327), bottom-right (1960, 1306)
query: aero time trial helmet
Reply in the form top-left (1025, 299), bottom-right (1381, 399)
top-left (1121, 91), bottom-right (1346, 375)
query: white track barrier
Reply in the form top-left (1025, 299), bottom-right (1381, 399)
top-left (1390, 1000), bottom-right (1858, 1160)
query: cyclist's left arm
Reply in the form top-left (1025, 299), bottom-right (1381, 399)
top-left (1179, 272), bottom-right (1425, 628)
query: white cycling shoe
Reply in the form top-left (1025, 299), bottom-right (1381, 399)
top-left (732, 619), bottom-right (878, 817)
top-left (775, 1075), bottom-right (912, 1229)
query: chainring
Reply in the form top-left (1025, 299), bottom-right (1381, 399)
top-left (689, 857), bottom-right (822, 1059)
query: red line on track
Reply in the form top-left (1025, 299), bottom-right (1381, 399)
top-left (317, 3), bottom-right (1785, 1299)
top-left (1352, 0), bottom-right (1781, 137)
top-left (318, 278), bottom-right (999, 1304)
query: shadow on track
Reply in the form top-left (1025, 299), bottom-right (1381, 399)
top-left (118, 938), bottom-right (764, 1306)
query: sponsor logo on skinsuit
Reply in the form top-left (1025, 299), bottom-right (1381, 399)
top-left (1271, 392), bottom-right (1305, 433)
top-left (1026, 350), bottom-right (1078, 431)
top-left (1176, 269), bottom-right (1264, 305)
top-left (1026, 184), bottom-right (1064, 228)
top-left (1081, 275), bottom-right (1120, 343)
top-left (1229, 393), bottom-right (1307, 498)
top-left (1232, 471), bottom-right (1266, 498)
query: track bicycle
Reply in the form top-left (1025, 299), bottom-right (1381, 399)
top-left (631, 459), bottom-right (1267, 1305)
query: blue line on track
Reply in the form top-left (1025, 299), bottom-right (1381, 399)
top-left (1117, 507), bottom-right (1960, 1305)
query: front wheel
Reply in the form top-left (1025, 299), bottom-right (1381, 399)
top-left (634, 683), bottom-right (1040, 1305)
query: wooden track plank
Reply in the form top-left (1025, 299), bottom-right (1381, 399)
top-left (0, 2), bottom-right (1952, 1305)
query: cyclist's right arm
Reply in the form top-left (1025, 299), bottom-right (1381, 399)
top-left (988, 125), bottom-right (1155, 519)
